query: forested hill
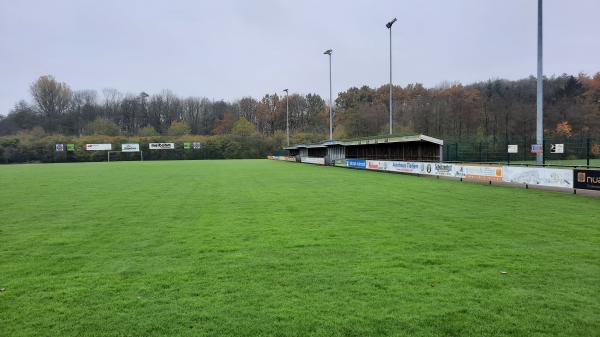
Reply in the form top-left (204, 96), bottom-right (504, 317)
top-left (1, 73), bottom-right (599, 144)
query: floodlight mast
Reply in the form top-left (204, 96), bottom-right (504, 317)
top-left (536, 0), bottom-right (544, 165)
top-left (386, 18), bottom-right (397, 135)
top-left (324, 49), bottom-right (333, 140)
top-left (283, 89), bottom-right (289, 146)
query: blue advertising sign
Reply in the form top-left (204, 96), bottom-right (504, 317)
top-left (531, 144), bottom-right (543, 154)
top-left (346, 159), bottom-right (367, 169)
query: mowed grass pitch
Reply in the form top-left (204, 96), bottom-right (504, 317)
top-left (1, 160), bottom-right (599, 337)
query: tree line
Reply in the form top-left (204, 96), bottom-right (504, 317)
top-left (1, 73), bottom-right (599, 159)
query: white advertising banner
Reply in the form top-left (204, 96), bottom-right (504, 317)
top-left (149, 143), bottom-right (175, 150)
top-left (301, 157), bottom-right (325, 165)
top-left (419, 162), bottom-right (456, 177)
top-left (454, 164), bottom-right (503, 182)
top-left (502, 166), bottom-right (573, 188)
top-left (121, 143), bottom-right (140, 152)
top-left (508, 145), bottom-right (518, 153)
top-left (85, 143), bottom-right (112, 151)
top-left (384, 161), bottom-right (422, 174)
top-left (366, 160), bottom-right (385, 170)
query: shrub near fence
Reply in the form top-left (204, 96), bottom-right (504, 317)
top-left (0, 134), bottom-right (280, 163)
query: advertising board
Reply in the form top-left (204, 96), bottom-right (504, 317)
top-left (385, 161), bottom-right (422, 174)
top-left (334, 159), bottom-right (347, 167)
top-left (346, 159), bottom-right (367, 169)
top-left (301, 157), bottom-right (325, 165)
top-left (531, 144), bottom-right (543, 154)
top-left (574, 170), bottom-right (600, 191)
top-left (366, 160), bottom-right (384, 170)
top-left (508, 145), bottom-right (518, 153)
top-left (149, 143), bottom-right (175, 150)
top-left (85, 143), bottom-right (112, 151)
top-left (454, 164), bottom-right (502, 182)
top-left (121, 143), bottom-right (140, 152)
top-left (192, 142), bottom-right (202, 149)
top-left (55, 144), bottom-right (64, 152)
top-left (427, 163), bottom-right (455, 177)
top-left (550, 144), bottom-right (564, 154)
top-left (503, 166), bottom-right (573, 188)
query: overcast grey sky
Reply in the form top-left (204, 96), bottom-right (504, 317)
top-left (1, 0), bottom-right (598, 115)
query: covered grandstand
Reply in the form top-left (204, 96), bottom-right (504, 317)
top-left (284, 134), bottom-right (443, 165)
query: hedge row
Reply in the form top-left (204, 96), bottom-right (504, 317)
top-left (0, 133), bottom-right (281, 163)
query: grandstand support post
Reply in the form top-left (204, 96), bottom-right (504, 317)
top-left (586, 138), bottom-right (590, 168)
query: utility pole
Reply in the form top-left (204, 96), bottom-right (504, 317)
top-left (324, 49), bottom-right (333, 140)
top-left (283, 89), bottom-right (289, 146)
top-left (536, 0), bottom-right (544, 165)
top-left (386, 18), bottom-right (397, 135)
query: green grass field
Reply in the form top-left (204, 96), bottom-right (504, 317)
top-left (1, 160), bottom-right (599, 337)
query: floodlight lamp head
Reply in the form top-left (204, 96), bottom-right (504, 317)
top-left (323, 49), bottom-right (332, 55)
top-left (283, 88), bottom-right (288, 93)
top-left (140, 91), bottom-right (149, 98)
top-left (386, 18), bottom-right (397, 29)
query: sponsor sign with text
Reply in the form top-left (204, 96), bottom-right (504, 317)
top-left (574, 169), bottom-right (600, 191)
top-left (55, 144), bottom-right (64, 152)
top-left (121, 143), bottom-right (140, 152)
top-left (386, 161), bottom-right (422, 174)
top-left (346, 159), bottom-right (367, 169)
top-left (454, 164), bottom-right (502, 182)
top-left (508, 145), bottom-right (518, 153)
top-left (149, 143), bottom-right (175, 150)
top-left (184, 142), bottom-right (191, 150)
top-left (66, 144), bottom-right (75, 151)
top-left (192, 142), bottom-right (202, 149)
top-left (366, 160), bottom-right (383, 170)
top-left (431, 163), bottom-right (455, 176)
top-left (550, 144), bottom-right (564, 154)
top-left (86, 143), bottom-right (112, 151)
top-left (503, 166), bottom-right (573, 188)
top-left (531, 144), bottom-right (543, 154)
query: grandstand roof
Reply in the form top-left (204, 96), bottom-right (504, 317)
top-left (284, 134), bottom-right (443, 150)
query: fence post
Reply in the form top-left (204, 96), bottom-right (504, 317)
top-left (455, 143), bottom-right (458, 162)
top-left (523, 136), bottom-right (527, 162)
top-left (587, 138), bottom-right (591, 168)
top-left (542, 138), bottom-right (546, 166)
top-left (479, 141), bottom-right (482, 163)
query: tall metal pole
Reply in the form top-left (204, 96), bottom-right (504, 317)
top-left (536, 0), bottom-right (544, 165)
top-left (389, 27), bottom-right (393, 135)
top-left (284, 89), bottom-right (289, 146)
top-left (328, 52), bottom-right (333, 140)
top-left (386, 18), bottom-right (396, 135)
